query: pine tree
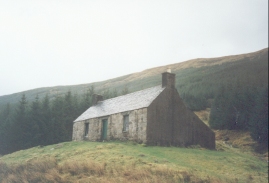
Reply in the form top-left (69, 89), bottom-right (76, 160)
top-left (28, 95), bottom-right (43, 146)
top-left (0, 103), bottom-right (13, 154)
top-left (12, 94), bottom-right (29, 150)
top-left (63, 91), bottom-right (75, 141)
top-left (233, 87), bottom-right (256, 130)
top-left (40, 94), bottom-right (52, 145)
top-left (80, 85), bottom-right (94, 112)
top-left (209, 86), bottom-right (236, 130)
top-left (249, 87), bottom-right (268, 145)
top-left (50, 95), bottom-right (65, 143)
top-left (72, 93), bottom-right (81, 118)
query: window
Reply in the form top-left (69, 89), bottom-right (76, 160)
top-left (101, 119), bottom-right (108, 140)
top-left (85, 123), bottom-right (89, 136)
top-left (123, 115), bottom-right (129, 132)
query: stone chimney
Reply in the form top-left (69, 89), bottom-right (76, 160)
top-left (92, 94), bottom-right (103, 105)
top-left (162, 69), bottom-right (175, 88)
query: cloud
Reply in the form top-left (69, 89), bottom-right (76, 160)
top-left (0, 0), bottom-right (268, 96)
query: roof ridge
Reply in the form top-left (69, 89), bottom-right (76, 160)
top-left (100, 85), bottom-right (162, 102)
top-left (74, 85), bottom-right (165, 122)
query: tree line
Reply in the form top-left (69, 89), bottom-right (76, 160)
top-left (0, 62), bottom-right (268, 155)
top-left (209, 85), bottom-right (268, 145)
top-left (174, 55), bottom-right (268, 147)
top-left (0, 92), bottom-right (79, 155)
top-left (176, 54), bottom-right (268, 111)
top-left (0, 86), bottom-right (131, 155)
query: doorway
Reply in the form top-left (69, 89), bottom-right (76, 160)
top-left (101, 119), bottom-right (108, 140)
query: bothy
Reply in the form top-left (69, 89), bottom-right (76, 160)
top-left (72, 71), bottom-right (215, 149)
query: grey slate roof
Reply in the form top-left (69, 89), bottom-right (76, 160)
top-left (74, 85), bottom-right (165, 122)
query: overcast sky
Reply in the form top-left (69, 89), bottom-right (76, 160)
top-left (0, 0), bottom-right (268, 96)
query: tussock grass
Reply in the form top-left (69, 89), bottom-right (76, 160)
top-left (0, 141), bottom-right (268, 183)
top-left (0, 157), bottom-right (207, 183)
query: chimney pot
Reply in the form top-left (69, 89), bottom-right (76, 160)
top-left (167, 68), bottom-right (171, 73)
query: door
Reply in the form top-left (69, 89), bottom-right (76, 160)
top-left (101, 119), bottom-right (108, 140)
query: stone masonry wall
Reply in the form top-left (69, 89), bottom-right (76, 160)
top-left (72, 108), bottom-right (148, 143)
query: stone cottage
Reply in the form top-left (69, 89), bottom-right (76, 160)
top-left (72, 71), bottom-right (215, 149)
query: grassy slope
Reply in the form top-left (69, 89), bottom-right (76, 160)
top-left (1, 109), bottom-right (268, 183)
top-left (0, 141), bottom-right (268, 183)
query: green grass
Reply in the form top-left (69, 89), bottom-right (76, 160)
top-left (0, 141), bottom-right (268, 183)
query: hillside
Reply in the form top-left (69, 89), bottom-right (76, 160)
top-left (0, 140), bottom-right (268, 183)
top-left (0, 48), bottom-right (268, 182)
top-left (0, 48), bottom-right (268, 155)
top-left (0, 48), bottom-right (267, 110)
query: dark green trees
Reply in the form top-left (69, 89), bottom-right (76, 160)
top-left (13, 93), bottom-right (29, 150)
top-left (50, 95), bottom-right (66, 143)
top-left (40, 94), bottom-right (53, 145)
top-left (209, 86), bottom-right (268, 146)
top-left (28, 95), bottom-right (42, 147)
top-left (0, 90), bottom-right (94, 155)
top-left (249, 87), bottom-right (268, 144)
top-left (80, 86), bottom-right (94, 112)
top-left (209, 88), bottom-right (235, 130)
top-left (0, 103), bottom-right (13, 154)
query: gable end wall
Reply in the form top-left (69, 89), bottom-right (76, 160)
top-left (147, 87), bottom-right (175, 145)
top-left (147, 87), bottom-right (215, 149)
top-left (172, 91), bottom-right (215, 149)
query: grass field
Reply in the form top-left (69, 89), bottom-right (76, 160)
top-left (0, 140), bottom-right (268, 183)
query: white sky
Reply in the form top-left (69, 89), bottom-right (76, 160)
top-left (0, 0), bottom-right (268, 96)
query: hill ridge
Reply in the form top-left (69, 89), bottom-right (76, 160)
top-left (0, 47), bottom-right (267, 108)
